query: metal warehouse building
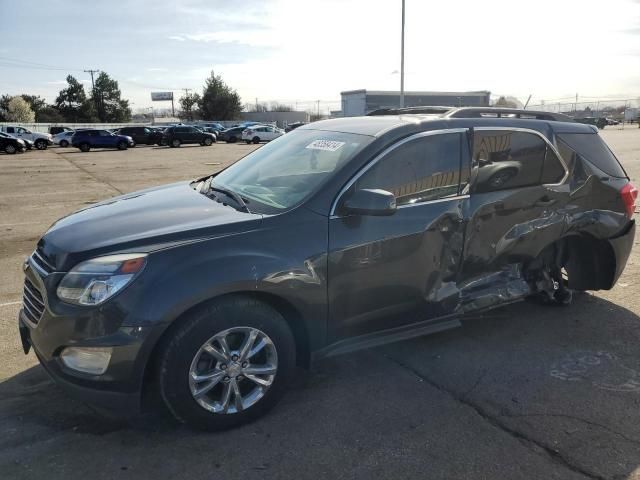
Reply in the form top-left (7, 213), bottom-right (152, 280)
top-left (340, 89), bottom-right (491, 116)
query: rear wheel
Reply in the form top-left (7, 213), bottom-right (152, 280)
top-left (171, 139), bottom-right (181, 148)
top-left (4, 144), bottom-right (17, 154)
top-left (252, 136), bottom-right (260, 144)
top-left (35, 139), bottom-right (47, 150)
top-left (60, 140), bottom-right (69, 148)
top-left (228, 136), bottom-right (237, 143)
top-left (158, 296), bottom-right (296, 431)
top-left (79, 143), bottom-right (90, 152)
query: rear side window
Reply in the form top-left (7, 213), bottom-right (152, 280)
top-left (355, 132), bottom-right (463, 206)
top-left (556, 133), bottom-right (626, 178)
top-left (473, 130), bottom-right (548, 193)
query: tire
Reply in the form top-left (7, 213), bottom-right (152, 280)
top-left (117, 141), bottom-right (128, 150)
top-left (228, 136), bottom-right (237, 143)
top-left (246, 140), bottom-right (251, 144)
top-left (60, 140), bottom-right (69, 148)
top-left (171, 139), bottom-right (181, 148)
top-left (203, 137), bottom-right (213, 146)
top-left (4, 144), bottom-right (17, 154)
top-left (34, 139), bottom-right (47, 150)
top-left (79, 143), bottom-right (90, 152)
top-left (252, 136), bottom-right (260, 144)
top-left (158, 296), bottom-right (296, 431)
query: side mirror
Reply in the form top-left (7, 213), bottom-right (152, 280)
top-left (340, 189), bottom-right (397, 216)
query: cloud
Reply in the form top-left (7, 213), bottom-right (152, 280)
top-left (146, 67), bottom-right (168, 72)
top-left (168, 35), bottom-right (186, 41)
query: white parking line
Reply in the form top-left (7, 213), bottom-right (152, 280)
top-left (0, 221), bottom-right (43, 227)
top-left (0, 301), bottom-right (21, 307)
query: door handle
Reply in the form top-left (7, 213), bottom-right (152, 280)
top-left (535, 197), bottom-right (556, 207)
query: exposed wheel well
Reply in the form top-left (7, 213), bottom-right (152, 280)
top-left (532, 234), bottom-right (616, 291)
top-left (141, 291), bottom-right (311, 409)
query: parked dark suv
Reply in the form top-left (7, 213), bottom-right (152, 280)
top-left (18, 108), bottom-right (636, 431)
top-left (71, 129), bottom-right (134, 152)
top-left (162, 125), bottom-right (216, 147)
top-left (118, 126), bottom-right (163, 146)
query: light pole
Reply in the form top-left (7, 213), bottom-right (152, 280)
top-left (400, 0), bottom-right (405, 108)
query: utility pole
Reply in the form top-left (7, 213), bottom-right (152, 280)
top-left (574, 93), bottom-right (578, 112)
top-left (400, 0), bottom-right (405, 108)
top-left (316, 100), bottom-right (320, 118)
top-left (84, 69), bottom-right (99, 93)
top-left (84, 69), bottom-right (100, 115)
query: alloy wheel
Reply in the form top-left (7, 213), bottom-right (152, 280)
top-left (188, 326), bottom-right (278, 414)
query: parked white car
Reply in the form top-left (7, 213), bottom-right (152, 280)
top-left (0, 126), bottom-right (52, 150)
top-left (241, 125), bottom-right (284, 144)
top-left (52, 130), bottom-right (75, 147)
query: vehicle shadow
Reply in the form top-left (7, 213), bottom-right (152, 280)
top-left (2, 294), bottom-right (640, 478)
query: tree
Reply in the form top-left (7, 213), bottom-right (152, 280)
top-left (6, 96), bottom-right (35, 122)
top-left (37, 106), bottom-right (65, 123)
top-left (494, 96), bottom-right (519, 108)
top-left (56, 75), bottom-right (97, 122)
top-left (198, 71), bottom-right (242, 120)
top-left (179, 92), bottom-right (201, 121)
top-left (92, 72), bottom-right (131, 122)
top-left (270, 102), bottom-right (293, 112)
top-left (0, 94), bottom-right (12, 121)
top-left (244, 101), bottom-right (269, 113)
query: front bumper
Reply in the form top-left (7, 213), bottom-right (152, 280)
top-left (18, 253), bottom-right (164, 417)
top-left (19, 309), bottom-right (158, 417)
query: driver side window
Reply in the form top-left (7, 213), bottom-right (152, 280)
top-left (353, 132), bottom-right (464, 206)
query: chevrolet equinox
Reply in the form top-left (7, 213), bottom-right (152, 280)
top-left (19, 108), bottom-right (636, 430)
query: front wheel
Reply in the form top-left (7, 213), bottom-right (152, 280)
top-left (171, 139), bottom-right (181, 148)
top-left (79, 143), bottom-right (90, 152)
top-left (158, 296), bottom-right (296, 431)
top-left (203, 137), bottom-right (213, 146)
top-left (4, 144), bottom-right (17, 154)
top-left (60, 140), bottom-right (69, 148)
top-left (117, 141), bottom-right (128, 150)
top-left (35, 139), bottom-right (47, 150)
top-left (252, 136), bottom-right (260, 144)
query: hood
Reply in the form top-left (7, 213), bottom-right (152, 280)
top-left (38, 181), bottom-right (262, 270)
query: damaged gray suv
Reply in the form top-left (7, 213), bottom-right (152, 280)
top-left (19, 107), bottom-right (636, 430)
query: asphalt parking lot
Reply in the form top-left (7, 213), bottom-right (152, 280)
top-left (2, 130), bottom-right (640, 480)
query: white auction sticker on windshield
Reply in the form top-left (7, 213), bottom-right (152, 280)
top-left (305, 140), bottom-right (345, 152)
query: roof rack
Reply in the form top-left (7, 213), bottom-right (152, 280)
top-left (445, 107), bottom-right (574, 123)
top-left (366, 106), bottom-right (453, 116)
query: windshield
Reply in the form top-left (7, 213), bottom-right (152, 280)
top-left (211, 129), bottom-right (372, 213)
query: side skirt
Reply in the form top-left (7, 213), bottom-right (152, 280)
top-left (311, 315), bottom-right (462, 361)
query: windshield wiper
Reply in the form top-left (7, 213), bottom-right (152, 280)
top-left (209, 185), bottom-right (250, 213)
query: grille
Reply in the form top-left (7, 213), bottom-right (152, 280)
top-left (23, 277), bottom-right (45, 326)
top-left (31, 249), bottom-right (54, 273)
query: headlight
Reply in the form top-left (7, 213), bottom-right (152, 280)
top-left (57, 254), bottom-right (147, 306)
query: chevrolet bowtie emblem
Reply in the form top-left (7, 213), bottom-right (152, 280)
top-left (22, 259), bottom-right (29, 273)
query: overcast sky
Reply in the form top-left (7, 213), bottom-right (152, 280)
top-left (1, 0), bottom-right (640, 113)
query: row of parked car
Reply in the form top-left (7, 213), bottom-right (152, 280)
top-left (0, 122), bottom-right (299, 154)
